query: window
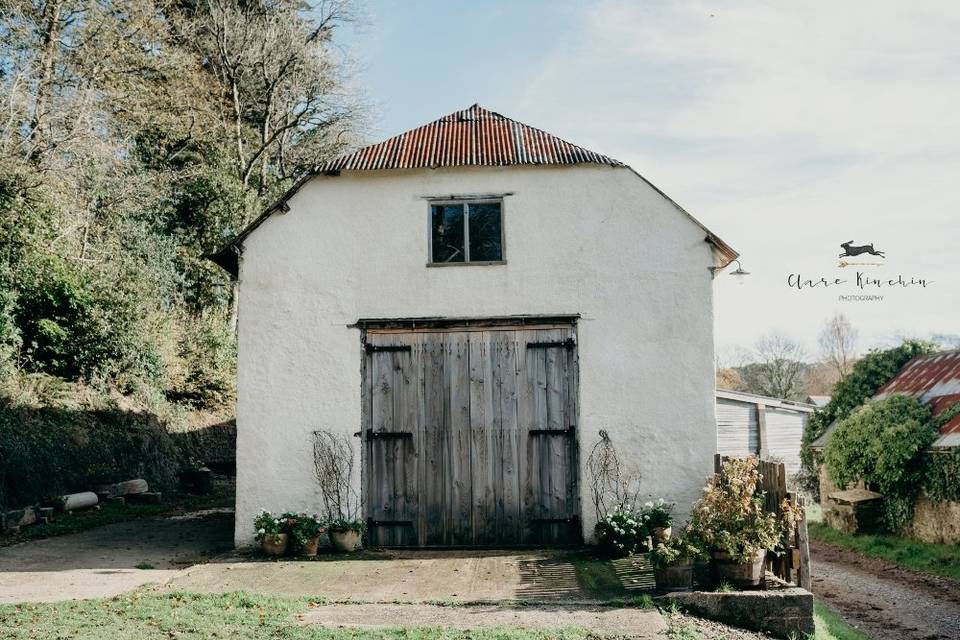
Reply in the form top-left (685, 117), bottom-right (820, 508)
top-left (429, 200), bottom-right (503, 264)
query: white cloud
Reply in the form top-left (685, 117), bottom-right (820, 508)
top-left (514, 0), bottom-right (960, 353)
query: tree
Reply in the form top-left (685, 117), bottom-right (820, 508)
top-left (739, 333), bottom-right (807, 400)
top-left (819, 313), bottom-right (858, 380)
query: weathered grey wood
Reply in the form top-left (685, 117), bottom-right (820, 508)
top-left (361, 325), bottom-right (579, 547)
top-left (421, 332), bottom-right (446, 545)
top-left (495, 331), bottom-right (521, 542)
top-left (393, 333), bottom-right (419, 546)
top-left (369, 342), bottom-right (393, 546)
top-left (447, 333), bottom-right (473, 544)
top-left (797, 494), bottom-right (812, 590)
top-left (469, 331), bottom-right (496, 544)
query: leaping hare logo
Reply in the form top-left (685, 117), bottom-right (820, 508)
top-left (837, 240), bottom-right (885, 268)
top-left (839, 241), bottom-right (885, 259)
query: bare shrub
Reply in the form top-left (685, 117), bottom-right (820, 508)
top-left (312, 429), bottom-right (360, 521)
top-left (586, 430), bottom-right (642, 519)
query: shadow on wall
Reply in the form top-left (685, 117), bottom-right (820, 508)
top-left (0, 398), bottom-right (236, 509)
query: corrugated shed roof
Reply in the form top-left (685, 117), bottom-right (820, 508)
top-left (874, 350), bottom-right (960, 448)
top-left (319, 104), bottom-right (625, 172)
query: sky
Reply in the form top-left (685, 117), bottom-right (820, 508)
top-left (340, 1), bottom-right (960, 359)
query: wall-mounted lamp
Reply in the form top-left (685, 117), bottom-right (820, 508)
top-left (710, 259), bottom-right (750, 283)
top-left (729, 260), bottom-right (750, 285)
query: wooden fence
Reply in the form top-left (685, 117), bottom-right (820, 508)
top-left (714, 454), bottom-right (811, 589)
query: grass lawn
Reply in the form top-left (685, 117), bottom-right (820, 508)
top-left (809, 522), bottom-right (960, 583)
top-left (0, 591), bottom-right (601, 640)
top-left (813, 602), bottom-right (872, 640)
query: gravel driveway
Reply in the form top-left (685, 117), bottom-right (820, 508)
top-left (811, 539), bottom-right (960, 640)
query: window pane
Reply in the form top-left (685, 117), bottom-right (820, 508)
top-left (431, 204), bottom-right (465, 263)
top-left (468, 203), bottom-right (502, 261)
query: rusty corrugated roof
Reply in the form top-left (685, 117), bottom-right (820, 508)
top-left (875, 350), bottom-right (960, 447)
top-left (208, 103), bottom-right (739, 276)
top-left (319, 104), bottom-right (625, 172)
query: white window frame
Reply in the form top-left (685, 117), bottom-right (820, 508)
top-left (427, 198), bottom-right (506, 266)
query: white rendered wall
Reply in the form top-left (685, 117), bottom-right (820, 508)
top-left (234, 164), bottom-right (719, 546)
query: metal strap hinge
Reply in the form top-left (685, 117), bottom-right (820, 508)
top-left (529, 426), bottom-right (576, 436)
top-left (525, 338), bottom-right (575, 350)
top-left (366, 430), bottom-right (414, 439)
top-left (365, 343), bottom-right (412, 353)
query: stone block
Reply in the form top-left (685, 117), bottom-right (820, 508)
top-left (659, 586), bottom-right (815, 640)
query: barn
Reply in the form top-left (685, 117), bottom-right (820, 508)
top-left (212, 105), bottom-right (738, 547)
top-left (715, 390), bottom-right (815, 479)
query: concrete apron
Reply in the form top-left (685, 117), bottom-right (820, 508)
top-left (165, 549), bottom-right (602, 602)
top-left (299, 602), bottom-right (667, 638)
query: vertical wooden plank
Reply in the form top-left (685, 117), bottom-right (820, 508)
top-left (540, 328), bottom-right (566, 544)
top-left (369, 340), bottom-right (395, 546)
top-left (469, 330), bottom-right (496, 544)
top-left (360, 333), bottom-right (371, 536)
top-left (496, 331), bottom-right (522, 543)
top-left (517, 329), bottom-right (538, 544)
top-left (756, 403), bottom-right (768, 458)
top-left (393, 333), bottom-right (419, 546)
top-left (446, 332), bottom-right (473, 544)
top-left (422, 332), bottom-right (446, 545)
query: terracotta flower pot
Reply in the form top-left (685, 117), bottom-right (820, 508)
top-left (653, 560), bottom-right (694, 593)
top-left (711, 549), bottom-right (766, 588)
top-left (298, 535), bottom-right (321, 557)
top-left (652, 526), bottom-right (672, 543)
top-left (329, 528), bottom-right (361, 552)
top-left (260, 533), bottom-right (289, 557)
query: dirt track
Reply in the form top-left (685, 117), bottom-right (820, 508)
top-left (810, 539), bottom-right (960, 640)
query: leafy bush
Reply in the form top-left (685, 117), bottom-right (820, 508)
top-left (687, 457), bottom-right (799, 563)
top-left (824, 395), bottom-right (936, 531)
top-left (922, 402), bottom-right (960, 503)
top-left (650, 533), bottom-right (705, 568)
top-left (170, 313), bottom-right (236, 409)
top-left (800, 340), bottom-right (937, 493)
top-left (642, 499), bottom-right (674, 529)
top-left (595, 508), bottom-right (648, 557)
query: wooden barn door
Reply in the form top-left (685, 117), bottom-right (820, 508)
top-left (361, 325), bottom-right (579, 546)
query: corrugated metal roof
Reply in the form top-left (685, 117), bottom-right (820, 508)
top-left (874, 350), bottom-right (960, 446)
top-left (319, 104), bottom-right (625, 172)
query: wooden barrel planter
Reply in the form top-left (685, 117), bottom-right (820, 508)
top-left (711, 550), bottom-right (766, 588)
top-left (654, 561), bottom-right (695, 593)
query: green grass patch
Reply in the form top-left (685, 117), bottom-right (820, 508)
top-left (0, 591), bottom-right (600, 640)
top-left (813, 601), bottom-right (872, 640)
top-left (809, 522), bottom-right (960, 582)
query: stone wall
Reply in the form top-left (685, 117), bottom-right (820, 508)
top-left (905, 494), bottom-right (960, 544)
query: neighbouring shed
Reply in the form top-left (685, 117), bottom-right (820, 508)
top-left (715, 390), bottom-right (815, 479)
top-left (212, 104), bottom-right (739, 547)
top-left (810, 349), bottom-right (960, 543)
top-left (806, 395), bottom-right (831, 408)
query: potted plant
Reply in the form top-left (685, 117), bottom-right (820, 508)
top-left (650, 533), bottom-right (703, 593)
top-left (687, 457), bottom-right (797, 588)
top-left (594, 508), bottom-right (648, 557)
top-left (254, 510), bottom-right (288, 556)
top-left (291, 513), bottom-right (325, 556)
top-left (327, 517), bottom-right (365, 552)
top-left (644, 499), bottom-right (674, 542)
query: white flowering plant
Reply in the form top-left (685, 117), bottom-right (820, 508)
top-left (594, 508), bottom-right (648, 557)
top-left (253, 510), bottom-right (284, 542)
top-left (642, 499), bottom-right (675, 530)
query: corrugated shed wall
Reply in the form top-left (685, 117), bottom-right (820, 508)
top-left (716, 398), bottom-right (758, 458)
top-left (764, 407), bottom-right (807, 477)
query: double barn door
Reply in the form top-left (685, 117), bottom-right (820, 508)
top-left (361, 326), bottom-right (579, 546)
